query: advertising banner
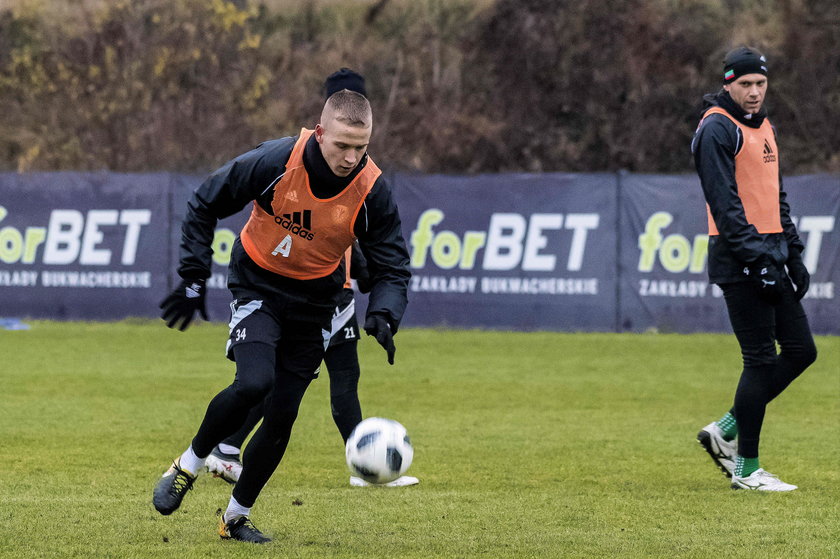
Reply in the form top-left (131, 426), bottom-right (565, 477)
top-left (1, 171), bottom-right (837, 333)
top-left (619, 173), bottom-right (728, 332)
top-left (0, 172), bottom-right (170, 319)
top-left (620, 174), bottom-right (839, 334)
top-left (394, 173), bottom-right (618, 331)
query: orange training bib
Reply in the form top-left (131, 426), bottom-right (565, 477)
top-left (240, 129), bottom-right (381, 279)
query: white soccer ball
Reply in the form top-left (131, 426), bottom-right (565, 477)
top-left (345, 417), bottom-right (414, 484)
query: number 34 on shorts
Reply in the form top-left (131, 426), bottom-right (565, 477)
top-left (224, 299), bottom-right (280, 360)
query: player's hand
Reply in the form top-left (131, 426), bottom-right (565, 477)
top-left (744, 256), bottom-right (784, 304)
top-left (364, 314), bottom-right (395, 365)
top-left (786, 249), bottom-right (810, 300)
top-left (159, 278), bottom-right (208, 331)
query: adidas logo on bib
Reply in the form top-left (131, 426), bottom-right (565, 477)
top-left (274, 210), bottom-right (315, 241)
top-left (762, 139), bottom-right (776, 163)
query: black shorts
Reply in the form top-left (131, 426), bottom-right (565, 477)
top-left (225, 298), bottom-right (331, 379)
top-left (328, 298), bottom-right (360, 348)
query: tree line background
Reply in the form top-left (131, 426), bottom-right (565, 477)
top-left (1, 0), bottom-right (838, 175)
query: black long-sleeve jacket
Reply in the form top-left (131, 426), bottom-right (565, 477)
top-left (691, 90), bottom-right (804, 284)
top-left (176, 133), bottom-right (410, 330)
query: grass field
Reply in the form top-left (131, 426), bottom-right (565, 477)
top-left (1, 321), bottom-right (838, 558)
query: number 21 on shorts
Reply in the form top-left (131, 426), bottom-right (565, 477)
top-left (272, 235), bottom-right (292, 257)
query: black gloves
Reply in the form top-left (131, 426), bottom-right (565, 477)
top-left (364, 313), bottom-right (395, 365)
top-left (786, 249), bottom-right (810, 301)
top-left (743, 256), bottom-right (784, 304)
top-left (159, 278), bottom-right (208, 330)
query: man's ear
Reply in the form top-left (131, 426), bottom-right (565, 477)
top-left (314, 123), bottom-right (324, 143)
top-left (722, 84), bottom-right (730, 93)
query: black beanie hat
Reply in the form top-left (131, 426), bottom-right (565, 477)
top-left (324, 68), bottom-right (367, 99)
top-left (723, 47), bottom-right (768, 83)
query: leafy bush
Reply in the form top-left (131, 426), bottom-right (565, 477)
top-left (0, 0), bottom-right (836, 174)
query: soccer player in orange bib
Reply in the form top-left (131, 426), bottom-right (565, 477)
top-left (692, 47), bottom-right (817, 491)
top-left (153, 69), bottom-right (410, 542)
top-left (202, 71), bottom-right (418, 491)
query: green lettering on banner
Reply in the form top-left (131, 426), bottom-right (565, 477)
top-left (638, 211), bottom-right (708, 274)
top-left (212, 228), bottom-right (236, 266)
top-left (660, 234), bottom-right (691, 272)
top-left (461, 232), bottom-right (486, 269)
top-left (410, 209), bottom-right (444, 268)
top-left (0, 227), bottom-right (23, 263)
top-left (410, 208), bottom-right (488, 270)
top-left (432, 231), bottom-right (461, 269)
top-left (0, 205), bottom-right (61, 264)
top-left (689, 235), bottom-right (708, 273)
top-left (638, 212), bottom-right (672, 272)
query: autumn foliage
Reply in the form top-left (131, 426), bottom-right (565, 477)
top-left (1, 0), bottom-right (837, 174)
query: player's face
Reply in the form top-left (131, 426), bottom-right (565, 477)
top-left (315, 118), bottom-right (371, 177)
top-left (724, 73), bottom-right (768, 114)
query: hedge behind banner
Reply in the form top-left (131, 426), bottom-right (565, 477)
top-left (1, 172), bottom-right (837, 334)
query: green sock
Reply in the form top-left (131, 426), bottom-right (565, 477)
top-left (716, 412), bottom-right (738, 441)
top-left (734, 455), bottom-right (759, 477)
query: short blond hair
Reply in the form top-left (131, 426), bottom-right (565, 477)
top-left (322, 90), bottom-right (372, 128)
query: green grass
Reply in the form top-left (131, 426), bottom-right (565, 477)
top-left (1, 321), bottom-right (838, 558)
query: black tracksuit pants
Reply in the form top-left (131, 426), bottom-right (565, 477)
top-left (190, 317), bottom-right (325, 508)
top-left (720, 277), bottom-right (817, 459)
top-left (220, 339), bottom-right (363, 449)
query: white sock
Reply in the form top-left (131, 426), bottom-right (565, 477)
top-left (218, 443), bottom-right (241, 456)
top-left (178, 445), bottom-right (205, 476)
top-left (223, 496), bottom-right (251, 523)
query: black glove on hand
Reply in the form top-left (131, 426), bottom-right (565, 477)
top-left (159, 278), bottom-right (208, 331)
top-left (364, 314), bottom-right (395, 365)
top-left (743, 256), bottom-right (784, 304)
top-left (786, 249), bottom-right (810, 301)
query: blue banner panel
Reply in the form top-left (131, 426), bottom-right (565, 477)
top-left (2, 171), bottom-right (837, 333)
top-left (392, 172), bottom-right (619, 331)
top-left (0, 172), bottom-right (171, 319)
top-left (619, 174), bottom-right (840, 334)
top-left (785, 175), bottom-right (840, 334)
